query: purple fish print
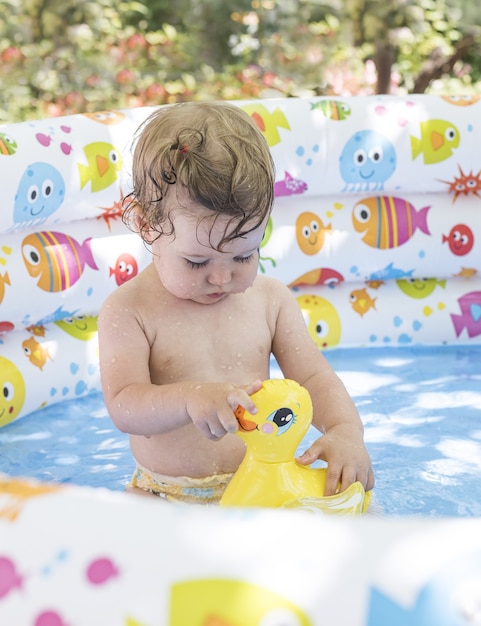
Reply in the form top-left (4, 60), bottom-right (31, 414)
top-left (451, 291), bottom-right (481, 338)
top-left (274, 171), bottom-right (308, 197)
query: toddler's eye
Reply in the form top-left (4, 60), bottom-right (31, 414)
top-left (236, 254), bottom-right (254, 264)
top-left (186, 259), bottom-right (208, 269)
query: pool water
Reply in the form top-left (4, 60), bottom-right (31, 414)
top-left (1, 345), bottom-right (480, 517)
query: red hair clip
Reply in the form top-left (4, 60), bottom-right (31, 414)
top-left (179, 144), bottom-right (188, 154)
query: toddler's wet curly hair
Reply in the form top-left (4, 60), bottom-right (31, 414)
top-left (124, 101), bottom-right (275, 249)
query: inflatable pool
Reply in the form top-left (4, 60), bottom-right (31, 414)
top-left (1, 95), bottom-right (481, 624)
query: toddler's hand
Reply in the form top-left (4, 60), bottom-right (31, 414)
top-left (296, 423), bottom-right (375, 496)
top-left (185, 379), bottom-right (262, 441)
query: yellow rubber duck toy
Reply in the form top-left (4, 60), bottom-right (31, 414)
top-left (220, 378), bottom-right (371, 514)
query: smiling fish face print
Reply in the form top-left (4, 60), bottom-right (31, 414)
top-left (295, 211), bottom-right (332, 255)
top-left (13, 162), bottom-right (65, 229)
top-left (0, 357), bottom-right (26, 427)
top-left (296, 294), bottom-right (341, 349)
top-left (396, 278), bottom-right (446, 299)
top-left (442, 224), bottom-right (474, 256)
top-left (339, 130), bottom-right (397, 191)
top-left (54, 314), bottom-right (98, 340)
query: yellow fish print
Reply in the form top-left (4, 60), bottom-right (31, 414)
top-left (296, 294), bottom-right (341, 348)
top-left (410, 119), bottom-right (460, 164)
top-left (78, 141), bottom-right (123, 191)
top-left (55, 314), bottom-right (98, 340)
top-left (170, 578), bottom-right (312, 626)
top-left (0, 357), bottom-right (26, 427)
top-left (396, 277), bottom-right (446, 299)
top-left (241, 104), bottom-right (291, 146)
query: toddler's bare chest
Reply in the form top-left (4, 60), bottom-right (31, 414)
top-left (149, 302), bottom-right (272, 382)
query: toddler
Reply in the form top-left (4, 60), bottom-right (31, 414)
top-left (98, 101), bottom-right (374, 504)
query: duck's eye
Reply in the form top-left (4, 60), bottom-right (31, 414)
top-left (267, 407), bottom-right (295, 435)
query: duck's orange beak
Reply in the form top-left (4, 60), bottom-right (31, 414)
top-left (234, 406), bottom-right (257, 431)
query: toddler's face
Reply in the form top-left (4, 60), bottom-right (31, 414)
top-left (149, 201), bottom-right (268, 305)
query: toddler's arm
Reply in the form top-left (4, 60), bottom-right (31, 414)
top-left (295, 369), bottom-right (374, 496)
top-left (270, 280), bottom-right (375, 496)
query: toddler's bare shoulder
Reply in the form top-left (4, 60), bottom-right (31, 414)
top-left (101, 273), bottom-right (145, 318)
top-left (253, 274), bottom-right (293, 297)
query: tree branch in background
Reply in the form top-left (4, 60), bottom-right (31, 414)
top-left (374, 41), bottom-right (395, 94)
top-left (412, 34), bottom-right (476, 93)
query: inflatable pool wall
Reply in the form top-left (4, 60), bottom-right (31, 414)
top-left (2, 96), bottom-right (481, 625)
top-left (1, 95), bottom-right (480, 427)
top-left (3, 484), bottom-right (481, 626)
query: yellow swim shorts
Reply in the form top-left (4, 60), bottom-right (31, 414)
top-left (131, 462), bottom-right (234, 505)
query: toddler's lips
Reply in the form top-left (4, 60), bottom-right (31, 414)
top-left (207, 292), bottom-right (226, 299)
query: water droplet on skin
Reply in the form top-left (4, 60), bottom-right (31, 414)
top-left (111, 357), bottom-right (116, 363)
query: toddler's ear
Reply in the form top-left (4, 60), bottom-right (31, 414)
top-left (129, 200), bottom-right (148, 235)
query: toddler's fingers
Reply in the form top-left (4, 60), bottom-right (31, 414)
top-left (338, 467), bottom-right (358, 494)
top-left (296, 437), bottom-right (326, 466)
top-left (365, 467), bottom-right (376, 491)
top-left (195, 420), bottom-right (223, 441)
top-left (323, 464), bottom-right (343, 496)
top-left (243, 379), bottom-right (263, 399)
top-left (227, 388), bottom-right (258, 417)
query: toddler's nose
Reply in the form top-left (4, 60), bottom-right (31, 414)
top-left (207, 265), bottom-right (232, 286)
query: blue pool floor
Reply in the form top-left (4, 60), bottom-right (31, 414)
top-left (1, 345), bottom-right (480, 517)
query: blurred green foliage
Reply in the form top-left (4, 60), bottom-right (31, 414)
top-left (1, 0), bottom-right (480, 122)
